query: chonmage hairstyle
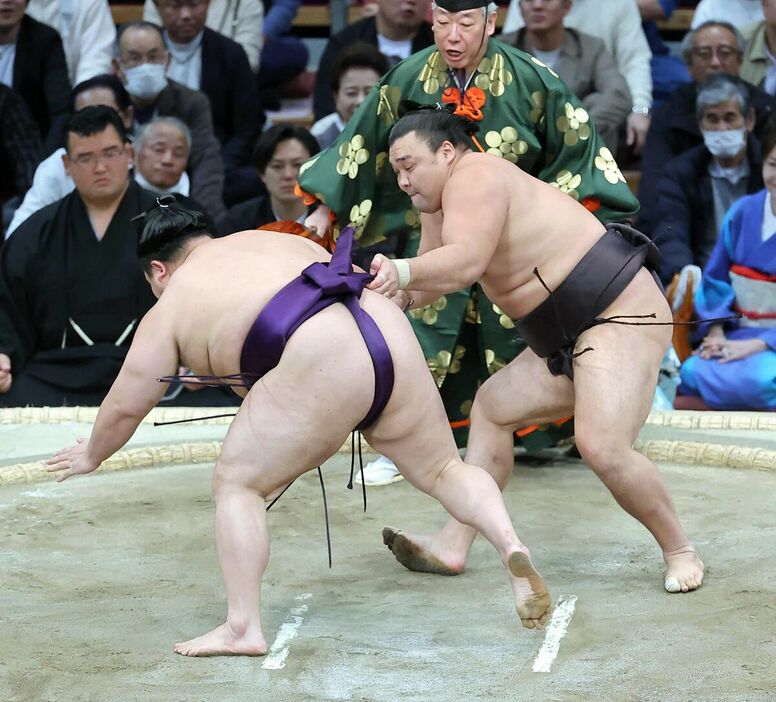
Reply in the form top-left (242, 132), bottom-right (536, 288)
top-left (388, 101), bottom-right (478, 152)
top-left (135, 194), bottom-right (212, 270)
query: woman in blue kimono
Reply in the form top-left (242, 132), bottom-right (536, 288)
top-left (678, 126), bottom-right (776, 410)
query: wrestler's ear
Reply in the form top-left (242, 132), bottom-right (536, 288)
top-left (148, 259), bottom-right (169, 285)
top-left (440, 139), bottom-right (457, 164)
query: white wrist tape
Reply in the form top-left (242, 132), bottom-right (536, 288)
top-left (394, 258), bottom-right (412, 289)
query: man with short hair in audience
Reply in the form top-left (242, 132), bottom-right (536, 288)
top-left (313, 0), bottom-right (434, 121)
top-left (152, 0), bottom-right (262, 203)
top-left (741, 0), bottom-right (776, 95)
top-left (691, 0), bottom-right (764, 30)
top-left (144, 0), bottom-right (264, 72)
top-left (112, 21), bottom-right (225, 220)
top-left (653, 74), bottom-right (764, 284)
top-left (0, 0), bottom-right (70, 153)
top-left (7, 74), bottom-right (135, 236)
top-left (502, 0), bottom-right (653, 153)
top-left (500, 0), bottom-right (631, 152)
top-left (135, 116), bottom-right (192, 195)
top-left (26, 0), bottom-right (115, 84)
top-left (311, 42), bottom-right (389, 150)
top-left (639, 20), bottom-right (776, 235)
top-left (0, 106), bottom-right (159, 406)
top-left (7, 74), bottom-right (212, 237)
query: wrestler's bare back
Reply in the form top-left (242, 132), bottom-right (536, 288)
top-left (425, 152), bottom-right (607, 319)
top-left (151, 230), bottom-right (446, 450)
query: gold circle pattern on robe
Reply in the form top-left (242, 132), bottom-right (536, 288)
top-left (594, 147), bottom-right (627, 185)
top-left (483, 126), bottom-right (529, 164)
top-left (555, 102), bottom-right (591, 147)
top-left (336, 135), bottom-right (370, 179)
top-left (551, 169), bottom-right (583, 200)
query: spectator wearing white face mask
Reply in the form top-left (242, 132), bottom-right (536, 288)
top-left (112, 21), bottom-right (226, 220)
top-left (652, 74), bottom-right (765, 285)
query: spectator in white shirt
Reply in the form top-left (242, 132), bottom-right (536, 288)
top-left (7, 76), bottom-right (192, 237)
top-left (25, 0), bottom-right (115, 84)
top-left (691, 0), bottom-right (764, 30)
top-left (144, 0), bottom-right (264, 72)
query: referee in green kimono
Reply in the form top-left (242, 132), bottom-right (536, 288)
top-left (300, 0), bottom-right (639, 459)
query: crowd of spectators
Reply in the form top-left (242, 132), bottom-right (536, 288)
top-left (0, 0), bottom-right (773, 415)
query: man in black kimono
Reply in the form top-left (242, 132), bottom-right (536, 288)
top-left (0, 105), bottom-right (157, 406)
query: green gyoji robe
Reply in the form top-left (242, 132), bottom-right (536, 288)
top-left (298, 38), bottom-right (640, 447)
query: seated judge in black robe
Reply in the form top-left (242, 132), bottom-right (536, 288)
top-left (0, 106), bottom-right (234, 407)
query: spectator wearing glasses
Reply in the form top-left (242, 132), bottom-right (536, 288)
top-left (0, 106), bottom-right (160, 406)
top-left (638, 20), bottom-right (776, 235)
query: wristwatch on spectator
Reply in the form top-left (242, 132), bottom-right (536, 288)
top-left (631, 105), bottom-right (651, 116)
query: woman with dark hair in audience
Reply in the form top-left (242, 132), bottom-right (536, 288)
top-left (216, 125), bottom-right (319, 235)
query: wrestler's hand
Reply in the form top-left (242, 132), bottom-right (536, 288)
top-left (0, 353), bottom-right (12, 394)
top-left (718, 338), bottom-right (768, 363)
top-left (367, 254), bottom-right (399, 295)
top-left (627, 112), bottom-right (650, 155)
top-left (46, 437), bottom-right (99, 482)
top-left (304, 205), bottom-right (332, 241)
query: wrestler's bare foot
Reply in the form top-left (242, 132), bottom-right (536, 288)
top-left (174, 621), bottom-right (267, 657)
top-left (663, 545), bottom-right (705, 593)
top-left (382, 526), bottom-right (465, 576)
top-left (507, 549), bottom-right (552, 630)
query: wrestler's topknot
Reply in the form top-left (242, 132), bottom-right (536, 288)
top-left (135, 195), bottom-right (211, 267)
top-left (389, 102), bottom-right (478, 152)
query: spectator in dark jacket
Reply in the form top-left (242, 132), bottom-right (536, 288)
top-left (216, 124), bottom-right (319, 235)
top-left (0, 84), bottom-right (41, 233)
top-left (113, 21), bottom-right (226, 220)
top-left (653, 74), bottom-right (763, 285)
top-left (313, 0), bottom-right (434, 120)
top-left (153, 0), bottom-right (263, 202)
top-left (639, 20), bottom-right (776, 236)
top-left (0, 5), bottom-right (70, 154)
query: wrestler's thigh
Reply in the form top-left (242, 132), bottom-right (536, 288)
top-left (357, 300), bottom-right (461, 491)
top-left (472, 347), bottom-right (574, 429)
top-left (216, 311), bottom-right (376, 495)
top-left (363, 352), bottom-right (461, 493)
top-left (572, 270), bottom-right (671, 446)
